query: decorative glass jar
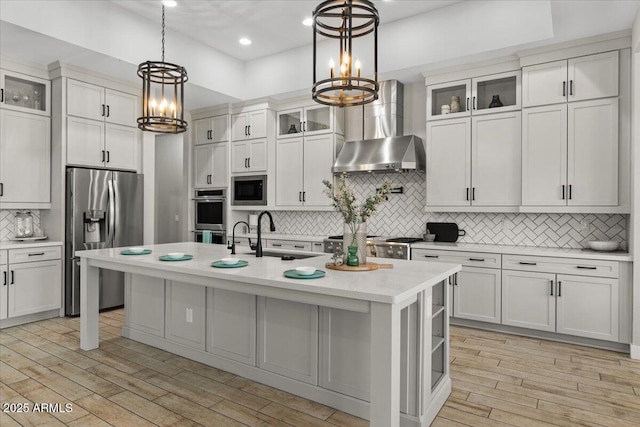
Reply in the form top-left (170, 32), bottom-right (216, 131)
top-left (15, 211), bottom-right (34, 238)
top-left (343, 221), bottom-right (367, 265)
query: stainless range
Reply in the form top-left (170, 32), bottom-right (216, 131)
top-left (323, 236), bottom-right (423, 260)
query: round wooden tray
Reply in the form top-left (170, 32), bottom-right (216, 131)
top-left (325, 262), bottom-right (393, 272)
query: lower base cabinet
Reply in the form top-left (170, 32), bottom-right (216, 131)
top-left (207, 288), bottom-right (256, 365)
top-left (165, 281), bottom-right (206, 350)
top-left (453, 268), bottom-right (501, 324)
top-left (257, 297), bottom-right (318, 384)
top-left (125, 274), bottom-right (165, 337)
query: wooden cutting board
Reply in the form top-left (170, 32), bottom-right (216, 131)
top-left (325, 262), bottom-right (394, 272)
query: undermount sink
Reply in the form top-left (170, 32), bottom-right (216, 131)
top-left (243, 251), bottom-right (320, 260)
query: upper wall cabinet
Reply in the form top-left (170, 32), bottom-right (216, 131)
top-left (67, 79), bottom-right (137, 127)
top-left (231, 109), bottom-right (267, 141)
top-left (522, 51), bottom-right (619, 107)
top-left (1, 70), bottom-right (51, 117)
top-left (277, 105), bottom-right (342, 139)
top-left (426, 70), bottom-right (521, 121)
top-left (194, 115), bottom-right (228, 145)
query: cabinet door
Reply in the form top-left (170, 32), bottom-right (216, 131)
top-left (471, 111), bottom-right (521, 206)
top-left (8, 260), bottom-right (61, 318)
top-left (502, 270), bottom-right (555, 332)
top-left (0, 110), bottom-right (50, 203)
top-left (303, 134), bottom-right (334, 207)
top-left (426, 79), bottom-right (471, 120)
top-left (194, 117), bottom-right (213, 145)
top-left (277, 108), bottom-right (303, 138)
top-left (194, 144), bottom-right (213, 188)
top-left (105, 123), bottom-right (138, 171)
top-left (426, 118), bottom-right (471, 206)
top-left (304, 105), bottom-right (333, 135)
top-left (211, 115), bottom-right (228, 142)
top-left (0, 265), bottom-right (7, 320)
top-left (247, 139), bottom-right (267, 171)
top-left (210, 142), bottom-right (228, 187)
top-left (230, 140), bottom-right (249, 173)
top-left (522, 104), bottom-right (568, 206)
top-left (1, 70), bottom-right (50, 116)
top-left (126, 274), bottom-right (165, 337)
top-left (471, 70), bottom-right (521, 115)
top-left (206, 289), bottom-right (256, 365)
top-left (231, 113), bottom-right (248, 141)
top-left (66, 116), bottom-right (104, 167)
top-left (67, 79), bottom-right (105, 121)
top-left (276, 137), bottom-right (303, 206)
top-left (567, 98), bottom-right (618, 206)
top-left (522, 60), bottom-right (568, 107)
top-left (556, 275), bottom-right (618, 341)
top-left (257, 297), bottom-right (318, 384)
top-left (568, 51), bottom-right (618, 102)
top-left (453, 267), bottom-right (501, 324)
top-left (105, 89), bottom-right (137, 126)
top-left (165, 281), bottom-right (206, 350)
top-left (247, 110), bottom-right (267, 139)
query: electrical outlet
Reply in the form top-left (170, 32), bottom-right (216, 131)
top-left (580, 219), bottom-right (589, 231)
top-left (174, 215), bottom-right (179, 222)
top-left (186, 308), bottom-right (193, 323)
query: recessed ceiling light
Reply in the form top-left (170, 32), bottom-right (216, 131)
top-left (302, 17), bottom-right (313, 26)
top-left (162, 0), bottom-right (177, 7)
top-left (239, 38), bottom-right (252, 46)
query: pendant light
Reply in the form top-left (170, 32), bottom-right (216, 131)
top-left (312, 0), bottom-right (379, 107)
top-left (137, 5), bottom-right (188, 133)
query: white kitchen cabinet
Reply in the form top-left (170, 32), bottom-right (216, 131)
top-left (206, 288), bottom-right (256, 365)
top-left (276, 133), bottom-right (334, 207)
top-left (426, 112), bottom-right (521, 208)
top-left (165, 281), bottom-right (206, 350)
top-left (1, 69), bottom-right (50, 116)
top-left (231, 139), bottom-right (267, 173)
top-left (8, 260), bottom-right (61, 318)
top-left (522, 98), bottom-right (618, 207)
top-left (277, 104), bottom-right (341, 139)
top-left (194, 142), bottom-right (227, 188)
top-left (231, 110), bottom-right (267, 141)
top-left (125, 274), bottom-right (165, 338)
top-left (522, 51), bottom-right (618, 107)
top-left (194, 115), bottom-right (228, 146)
top-left (66, 116), bottom-right (138, 170)
top-left (67, 79), bottom-right (137, 126)
top-left (426, 70), bottom-right (520, 120)
top-left (0, 109), bottom-right (51, 206)
top-left (502, 256), bottom-right (620, 342)
top-left (257, 297), bottom-right (318, 384)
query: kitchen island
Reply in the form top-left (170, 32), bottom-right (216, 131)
top-left (78, 242), bottom-right (460, 427)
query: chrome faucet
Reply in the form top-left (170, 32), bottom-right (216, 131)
top-left (251, 211), bottom-right (276, 257)
top-left (227, 221), bottom-right (251, 255)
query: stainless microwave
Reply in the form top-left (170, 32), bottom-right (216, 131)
top-left (231, 175), bottom-right (267, 205)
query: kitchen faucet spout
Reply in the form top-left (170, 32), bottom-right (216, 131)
top-left (227, 221), bottom-right (251, 255)
top-left (254, 211), bottom-right (275, 257)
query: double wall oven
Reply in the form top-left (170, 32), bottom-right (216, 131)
top-left (193, 189), bottom-right (226, 244)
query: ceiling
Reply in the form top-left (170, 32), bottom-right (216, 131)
top-left (1, 1), bottom-right (639, 110)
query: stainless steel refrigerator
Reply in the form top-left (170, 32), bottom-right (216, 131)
top-left (65, 168), bottom-right (143, 316)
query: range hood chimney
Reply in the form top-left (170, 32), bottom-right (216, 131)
top-left (332, 80), bottom-right (425, 174)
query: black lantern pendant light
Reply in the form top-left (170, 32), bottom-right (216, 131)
top-left (312, 0), bottom-right (379, 107)
top-left (137, 5), bottom-right (188, 133)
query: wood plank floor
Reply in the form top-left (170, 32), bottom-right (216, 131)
top-left (1, 310), bottom-right (639, 426)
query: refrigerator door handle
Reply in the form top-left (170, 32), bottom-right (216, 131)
top-left (107, 178), bottom-right (116, 247)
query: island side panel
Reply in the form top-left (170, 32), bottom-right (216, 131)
top-left (80, 257), bottom-right (99, 350)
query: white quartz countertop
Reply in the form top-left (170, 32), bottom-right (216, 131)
top-left (411, 242), bottom-right (633, 262)
top-left (1, 240), bottom-right (63, 250)
top-left (234, 232), bottom-right (327, 242)
top-left (76, 242), bottom-right (460, 304)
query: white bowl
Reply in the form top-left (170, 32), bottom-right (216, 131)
top-left (129, 247), bottom-right (145, 253)
top-left (295, 266), bottom-right (316, 276)
top-left (221, 257), bottom-right (239, 265)
top-left (587, 241), bottom-right (619, 251)
top-left (167, 252), bottom-right (185, 259)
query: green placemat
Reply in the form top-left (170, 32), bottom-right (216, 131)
top-left (120, 249), bottom-right (151, 255)
top-left (283, 269), bottom-right (325, 279)
top-left (211, 260), bottom-right (249, 268)
top-left (159, 254), bottom-right (193, 262)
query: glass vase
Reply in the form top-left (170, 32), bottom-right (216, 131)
top-left (343, 221), bottom-right (367, 265)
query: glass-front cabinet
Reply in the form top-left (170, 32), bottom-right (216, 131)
top-left (427, 70), bottom-right (521, 120)
top-left (277, 105), bottom-right (333, 138)
top-left (0, 70), bottom-right (50, 116)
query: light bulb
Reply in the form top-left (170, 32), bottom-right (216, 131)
top-left (329, 57), bottom-right (335, 69)
top-left (149, 99), bottom-right (157, 115)
top-left (355, 59), bottom-right (361, 78)
top-left (342, 52), bottom-right (350, 65)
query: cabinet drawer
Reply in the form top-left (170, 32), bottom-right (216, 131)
top-left (267, 240), bottom-right (312, 252)
top-left (412, 249), bottom-right (501, 269)
top-left (502, 254), bottom-right (618, 278)
top-left (1, 251), bottom-right (6, 266)
top-left (9, 246), bottom-right (62, 264)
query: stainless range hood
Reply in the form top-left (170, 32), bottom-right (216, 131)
top-left (333, 80), bottom-right (425, 174)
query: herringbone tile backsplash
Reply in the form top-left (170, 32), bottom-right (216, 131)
top-left (266, 174), bottom-right (628, 249)
top-left (0, 210), bottom-right (43, 241)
